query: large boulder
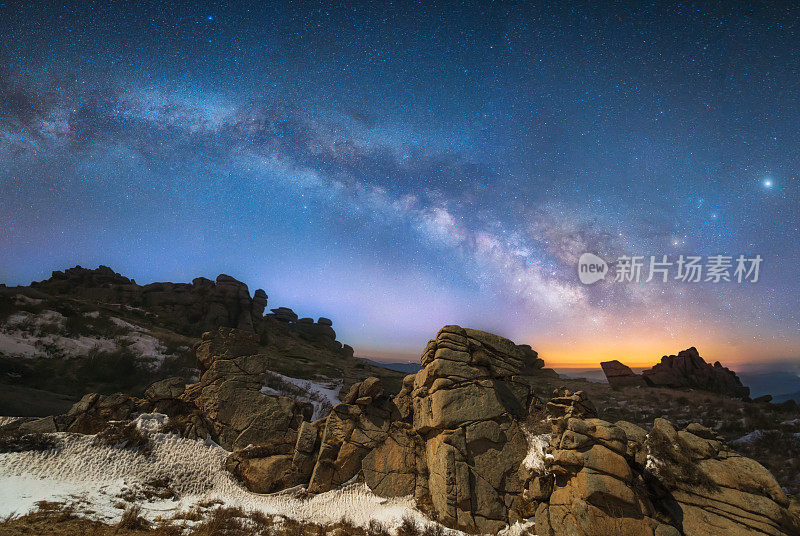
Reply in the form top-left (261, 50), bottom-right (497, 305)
top-left (181, 328), bottom-right (313, 451)
top-left (536, 409), bottom-right (665, 536)
top-left (225, 325), bottom-right (539, 533)
top-left (646, 419), bottom-right (800, 536)
top-left (534, 393), bottom-right (800, 536)
top-left (600, 360), bottom-right (647, 389)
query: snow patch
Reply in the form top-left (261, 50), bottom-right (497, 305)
top-left (0, 429), bottom-right (443, 532)
top-left (645, 454), bottom-right (663, 472)
top-left (6, 310), bottom-right (66, 329)
top-left (733, 430), bottom-right (764, 444)
top-left (261, 371), bottom-right (341, 420)
top-left (0, 310), bottom-right (170, 364)
top-left (498, 520), bottom-right (536, 536)
top-left (133, 412), bottom-right (169, 433)
top-left (120, 330), bottom-right (170, 364)
top-left (522, 429), bottom-right (550, 473)
top-left (13, 294), bottom-right (43, 306)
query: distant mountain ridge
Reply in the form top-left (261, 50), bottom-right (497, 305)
top-left (358, 357), bottom-right (422, 374)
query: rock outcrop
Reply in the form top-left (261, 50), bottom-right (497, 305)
top-left (600, 360), bottom-right (647, 389)
top-left (28, 265), bottom-right (339, 341)
top-left (644, 419), bottom-right (800, 536)
top-left (222, 325), bottom-right (552, 533)
top-left (600, 347), bottom-right (750, 398)
top-left (8, 324), bottom-right (798, 535)
top-left (533, 391), bottom-right (800, 536)
top-left (223, 329), bottom-right (797, 535)
top-left (642, 347), bottom-right (750, 398)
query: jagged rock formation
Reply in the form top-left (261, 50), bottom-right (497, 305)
top-left (14, 326), bottom-right (366, 451)
top-left (6, 324), bottom-right (799, 535)
top-left (601, 347), bottom-right (750, 398)
top-left (643, 347), bottom-right (750, 398)
top-left (532, 394), bottom-right (800, 536)
top-left (220, 325), bottom-right (555, 533)
top-left (31, 266), bottom-right (265, 334)
top-left (28, 265), bottom-right (338, 342)
top-left (222, 329), bottom-right (797, 534)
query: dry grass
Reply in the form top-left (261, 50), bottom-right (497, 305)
top-left (0, 430), bottom-right (61, 453)
top-left (93, 421), bottom-right (151, 455)
top-left (117, 505), bottom-right (149, 531)
top-left (0, 503), bottom-right (454, 536)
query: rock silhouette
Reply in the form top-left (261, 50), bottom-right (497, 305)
top-left (601, 347), bottom-right (750, 398)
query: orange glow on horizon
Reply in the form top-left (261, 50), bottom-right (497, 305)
top-left (533, 335), bottom-right (784, 370)
top-left (358, 327), bottom-right (798, 372)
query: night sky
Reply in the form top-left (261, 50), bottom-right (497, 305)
top-left (2, 1), bottom-right (799, 367)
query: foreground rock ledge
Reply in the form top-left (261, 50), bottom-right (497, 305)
top-left (10, 325), bottom-right (800, 535)
top-left (221, 326), bottom-right (800, 535)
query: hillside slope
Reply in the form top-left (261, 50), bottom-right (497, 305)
top-left (0, 266), bottom-right (402, 416)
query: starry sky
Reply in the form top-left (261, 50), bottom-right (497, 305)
top-left (1, 1), bottom-right (799, 368)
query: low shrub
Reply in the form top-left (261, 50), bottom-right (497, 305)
top-left (93, 421), bottom-right (151, 455)
top-left (0, 430), bottom-right (61, 453)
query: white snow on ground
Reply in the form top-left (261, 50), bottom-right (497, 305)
top-left (733, 430), bottom-right (764, 444)
top-left (0, 416), bottom-right (454, 533)
top-left (645, 454), bottom-right (663, 472)
top-left (13, 294), bottom-right (43, 306)
top-left (522, 429), bottom-right (550, 473)
top-left (0, 310), bottom-right (170, 365)
top-left (0, 328), bottom-right (117, 358)
top-left (0, 310), bottom-right (116, 358)
top-left (261, 371), bottom-right (342, 420)
top-left (6, 310), bottom-right (67, 329)
top-left (119, 330), bottom-right (170, 365)
top-left (498, 520), bottom-right (536, 536)
top-left (0, 332), bottom-right (39, 358)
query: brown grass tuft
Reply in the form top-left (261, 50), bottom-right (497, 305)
top-left (93, 421), bottom-right (151, 455)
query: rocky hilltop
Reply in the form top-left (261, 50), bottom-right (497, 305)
top-left (601, 347), bottom-right (750, 399)
top-left (6, 325), bottom-right (799, 535)
top-left (0, 266), bottom-right (402, 415)
top-left (30, 265), bottom-right (329, 338)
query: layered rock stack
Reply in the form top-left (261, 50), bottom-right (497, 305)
top-left (31, 266), bottom-right (269, 335)
top-left (601, 347), bottom-right (750, 398)
top-left (223, 328), bottom-right (798, 534)
top-left (532, 391), bottom-right (800, 536)
top-left (642, 347), bottom-right (750, 398)
top-left (225, 325), bottom-right (559, 533)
